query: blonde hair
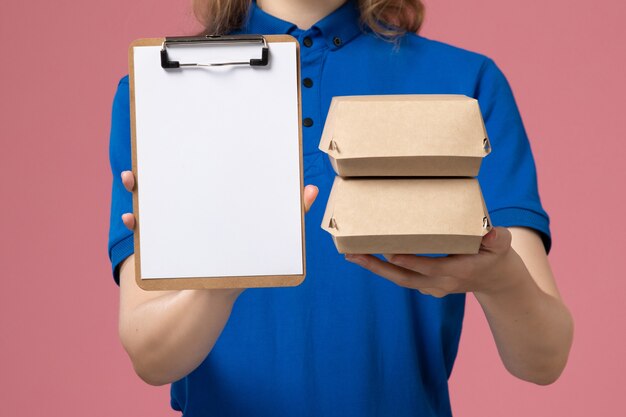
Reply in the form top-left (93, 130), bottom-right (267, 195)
top-left (193, 0), bottom-right (426, 39)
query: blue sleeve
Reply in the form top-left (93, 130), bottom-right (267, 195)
top-left (475, 58), bottom-right (552, 253)
top-left (107, 75), bottom-right (134, 285)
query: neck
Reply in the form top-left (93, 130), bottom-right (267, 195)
top-left (256, 0), bottom-right (348, 30)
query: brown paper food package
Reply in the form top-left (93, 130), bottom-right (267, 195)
top-left (319, 95), bottom-right (491, 177)
top-left (321, 177), bottom-right (492, 254)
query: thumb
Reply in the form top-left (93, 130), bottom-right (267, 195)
top-left (480, 227), bottom-right (512, 253)
top-left (303, 184), bottom-right (319, 213)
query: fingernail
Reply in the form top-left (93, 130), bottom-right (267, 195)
top-left (388, 255), bottom-right (404, 266)
top-left (345, 254), bottom-right (366, 266)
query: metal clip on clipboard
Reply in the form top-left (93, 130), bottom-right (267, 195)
top-left (160, 34), bottom-right (270, 69)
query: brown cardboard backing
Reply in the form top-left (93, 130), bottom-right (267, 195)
top-left (128, 35), bottom-right (305, 290)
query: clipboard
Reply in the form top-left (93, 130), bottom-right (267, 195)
top-left (128, 35), bottom-right (305, 290)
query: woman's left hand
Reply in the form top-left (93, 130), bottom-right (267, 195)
top-left (345, 227), bottom-right (519, 298)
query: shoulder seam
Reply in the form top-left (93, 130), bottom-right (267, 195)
top-left (473, 56), bottom-right (493, 97)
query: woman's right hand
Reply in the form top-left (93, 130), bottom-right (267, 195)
top-left (119, 170), bottom-right (319, 231)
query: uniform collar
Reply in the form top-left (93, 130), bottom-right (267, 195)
top-left (244, 0), bottom-right (363, 50)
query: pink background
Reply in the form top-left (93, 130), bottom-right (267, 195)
top-left (1, 0), bottom-right (624, 415)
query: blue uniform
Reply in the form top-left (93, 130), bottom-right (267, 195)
top-left (107, 1), bottom-right (551, 415)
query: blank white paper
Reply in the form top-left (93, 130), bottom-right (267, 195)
top-left (132, 42), bottom-right (303, 279)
